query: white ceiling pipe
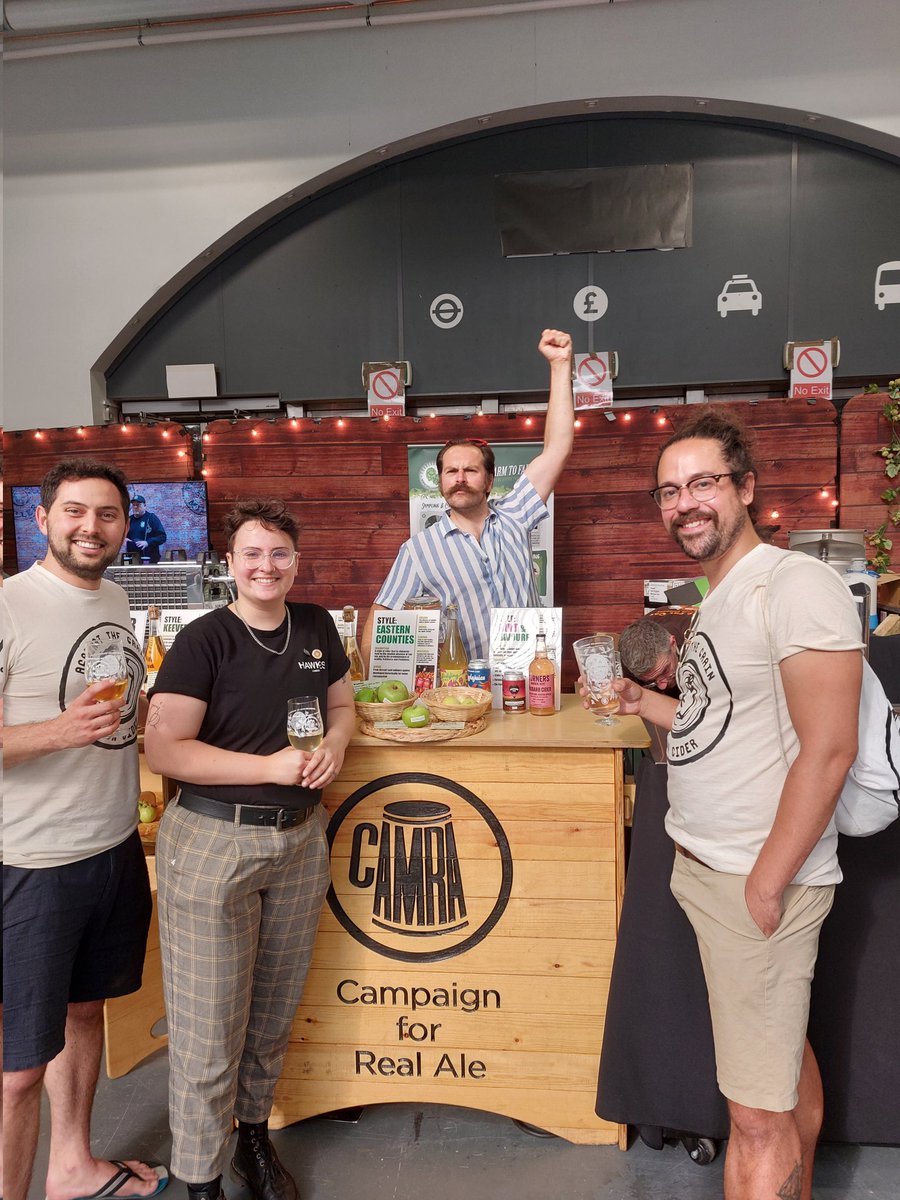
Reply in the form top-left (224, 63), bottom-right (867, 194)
top-left (2, 1), bottom-right (352, 32)
top-left (3, 0), bottom-right (624, 57)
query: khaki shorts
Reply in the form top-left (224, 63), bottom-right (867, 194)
top-left (670, 851), bottom-right (834, 1112)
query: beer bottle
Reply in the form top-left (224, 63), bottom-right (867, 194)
top-left (438, 602), bottom-right (468, 688)
top-left (528, 617), bottom-right (556, 715)
top-left (342, 605), bottom-right (367, 682)
top-left (144, 604), bottom-right (167, 690)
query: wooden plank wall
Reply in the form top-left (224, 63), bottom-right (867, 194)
top-left (200, 400), bottom-right (840, 686)
top-left (2, 422), bottom-right (194, 574)
top-left (2, 399), bottom-right (862, 689)
top-left (840, 391), bottom-right (900, 572)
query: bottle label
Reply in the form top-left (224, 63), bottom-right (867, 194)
top-left (146, 669), bottom-right (158, 690)
top-left (440, 668), bottom-right (467, 688)
top-left (529, 674), bottom-right (554, 709)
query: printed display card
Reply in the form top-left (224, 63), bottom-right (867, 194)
top-left (369, 610), bottom-right (441, 696)
top-left (488, 608), bottom-right (563, 710)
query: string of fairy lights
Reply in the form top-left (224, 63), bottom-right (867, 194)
top-left (18, 409), bottom-right (845, 523)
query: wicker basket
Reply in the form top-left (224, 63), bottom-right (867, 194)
top-left (360, 716), bottom-right (487, 743)
top-left (420, 686), bottom-right (493, 724)
top-left (354, 696), bottom-right (410, 722)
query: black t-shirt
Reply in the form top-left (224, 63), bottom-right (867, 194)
top-left (151, 602), bottom-right (350, 809)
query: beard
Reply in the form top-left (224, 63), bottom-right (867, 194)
top-left (46, 530), bottom-right (120, 580)
top-left (670, 503), bottom-right (749, 562)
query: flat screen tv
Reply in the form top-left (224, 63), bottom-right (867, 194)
top-left (11, 480), bottom-right (211, 573)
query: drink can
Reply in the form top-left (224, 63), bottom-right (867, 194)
top-left (467, 660), bottom-right (491, 691)
top-left (502, 670), bottom-right (526, 713)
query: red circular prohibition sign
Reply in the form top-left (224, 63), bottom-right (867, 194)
top-left (796, 347), bottom-right (828, 379)
top-left (371, 369), bottom-right (402, 400)
top-left (577, 356), bottom-right (608, 388)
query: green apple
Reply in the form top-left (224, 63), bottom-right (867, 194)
top-left (401, 704), bottom-right (431, 729)
top-left (377, 679), bottom-right (409, 703)
top-left (443, 693), bottom-right (462, 706)
top-left (457, 694), bottom-right (478, 706)
top-left (355, 686), bottom-right (378, 703)
top-left (138, 801), bottom-right (157, 823)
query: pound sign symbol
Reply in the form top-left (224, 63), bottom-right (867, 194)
top-left (573, 285), bottom-right (608, 322)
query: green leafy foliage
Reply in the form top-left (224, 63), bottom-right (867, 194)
top-left (865, 378), bottom-right (900, 572)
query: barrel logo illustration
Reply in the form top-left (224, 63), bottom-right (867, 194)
top-left (326, 772), bottom-right (512, 963)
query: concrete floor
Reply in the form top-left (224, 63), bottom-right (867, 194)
top-left (28, 1048), bottom-right (900, 1200)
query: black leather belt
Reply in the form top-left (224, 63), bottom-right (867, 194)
top-left (178, 789), bottom-right (316, 831)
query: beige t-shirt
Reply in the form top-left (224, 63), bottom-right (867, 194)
top-left (1, 564), bottom-right (144, 868)
top-left (665, 545), bottom-right (863, 885)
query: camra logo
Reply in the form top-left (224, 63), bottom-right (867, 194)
top-left (326, 772), bottom-right (512, 963)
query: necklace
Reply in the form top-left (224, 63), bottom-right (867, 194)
top-left (232, 603), bottom-right (292, 656)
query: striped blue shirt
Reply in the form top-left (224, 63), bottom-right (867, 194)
top-left (375, 472), bottom-right (548, 660)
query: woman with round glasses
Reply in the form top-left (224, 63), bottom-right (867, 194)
top-left (145, 499), bottom-right (354, 1200)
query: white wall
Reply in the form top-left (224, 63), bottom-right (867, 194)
top-left (4, 0), bottom-right (900, 429)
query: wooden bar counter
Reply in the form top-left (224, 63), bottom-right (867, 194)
top-left (271, 697), bottom-right (649, 1145)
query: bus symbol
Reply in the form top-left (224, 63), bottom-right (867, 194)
top-left (875, 261), bottom-right (900, 311)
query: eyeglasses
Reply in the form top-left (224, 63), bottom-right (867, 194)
top-left (234, 548), bottom-right (297, 569)
top-left (442, 437), bottom-right (489, 448)
top-left (649, 473), bottom-right (738, 509)
top-left (642, 665), bottom-right (675, 691)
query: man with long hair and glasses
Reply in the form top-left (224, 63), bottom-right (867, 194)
top-left (613, 409), bottom-right (862, 1200)
top-left (361, 329), bottom-right (575, 665)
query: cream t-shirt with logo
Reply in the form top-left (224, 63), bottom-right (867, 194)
top-left (1, 564), bottom-right (144, 868)
top-left (665, 544), bottom-right (863, 885)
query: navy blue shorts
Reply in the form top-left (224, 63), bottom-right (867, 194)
top-left (2, 830), bottom-right (152, 1072)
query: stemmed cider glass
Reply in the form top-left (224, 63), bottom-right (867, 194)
top-left (287, 697), bottom-right (324, 753)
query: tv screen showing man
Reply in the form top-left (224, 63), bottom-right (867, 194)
top-left (125, 495), bottom-right (167, 563)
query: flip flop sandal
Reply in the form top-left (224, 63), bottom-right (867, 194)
top-left (66, 1161), bottom-right (169, 1200)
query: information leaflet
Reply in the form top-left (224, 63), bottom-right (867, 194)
top-left (369, 610), bottom-right (441, 696)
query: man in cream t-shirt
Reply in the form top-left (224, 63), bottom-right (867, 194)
top-left (1, 459), bottom-right (168, 1200)
top-left (614, 410), bottom-right (862, 1200)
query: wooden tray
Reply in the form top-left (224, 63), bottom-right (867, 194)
top-left (359, 716), bottom-right (488, 743)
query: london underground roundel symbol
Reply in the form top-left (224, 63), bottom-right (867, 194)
top-left (430, 293), bottom-right (464, 329)
top-left (325, 772), bottom-right (513, 963)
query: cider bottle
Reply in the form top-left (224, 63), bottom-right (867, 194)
top-left (438, 603), bottom-right (468, 687)
top-left (144, 605), bottom-right (167, 690)
top-left (342, 605), bottom-right (367, 682)
top-left (528, 618), bottom-right (556, 715)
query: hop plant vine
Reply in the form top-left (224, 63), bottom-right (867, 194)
top-left (864, 377), bottom-right (900, 573)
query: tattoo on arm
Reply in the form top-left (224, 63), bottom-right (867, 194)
top-left (776, 1161), bottom-right (803, 1200)
top-left (147, 700), bottom-right (162, 729)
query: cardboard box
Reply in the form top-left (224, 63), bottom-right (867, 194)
top-left (877, 572), bottom-right (900, 616)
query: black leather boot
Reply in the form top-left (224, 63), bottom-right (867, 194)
top-left (187, 1177), bottom-right (226, 1200)
top-left (231, 1122), bottom-right (299, 1200)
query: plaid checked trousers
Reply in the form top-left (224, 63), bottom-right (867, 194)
top-left (156, 800), bottom-right (330, 1183)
